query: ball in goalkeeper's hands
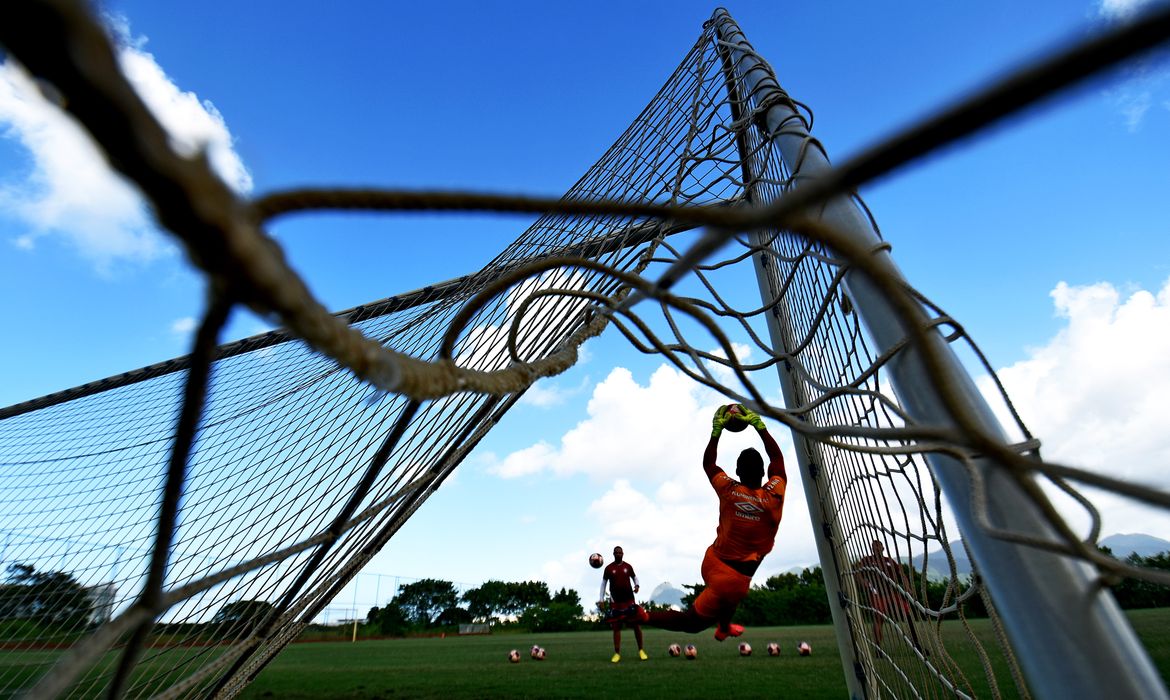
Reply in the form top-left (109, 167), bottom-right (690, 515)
top-left (721, 404), bottom-right (749, 433)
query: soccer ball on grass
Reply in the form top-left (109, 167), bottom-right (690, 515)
top-left (738, 642), bottom-right (752, 656)
top-left (508, 649), bottom-right (521, 663)
top-left (766, 642), bottom-right (780, 656)
top-left (798, 641), bottom-right (812, 656)
top-left (667, 643), bottom-right (682, 657)
top-left (683, 644), bottom-right (698, 660)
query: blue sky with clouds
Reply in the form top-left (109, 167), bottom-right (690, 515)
top-left (2, 0), bottom-right (1169, 613)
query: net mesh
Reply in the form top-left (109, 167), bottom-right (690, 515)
top-left (2, 1), bottom-right (1169, 698)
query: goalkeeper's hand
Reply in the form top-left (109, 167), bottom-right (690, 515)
top-left (739, 406), bottom-right (766, 430)
top-left (711, 405), bottom-right (730, 437)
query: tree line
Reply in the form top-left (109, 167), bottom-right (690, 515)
top-left (366, 578), bottom-right (587, 635)
top-left (4, 548), bottom-right (1167, 642)
top-left (0, 563), bottom-right (95, 638)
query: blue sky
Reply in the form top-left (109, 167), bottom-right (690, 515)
top-left (2, 0), bottom-right (1169, 616)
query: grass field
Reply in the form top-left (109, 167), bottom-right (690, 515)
top-left (235, 609), bottom-right (1170, 699)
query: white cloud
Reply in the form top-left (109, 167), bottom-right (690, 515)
top-left (488, 361), bottom-right (817, 598)
top-left (1098, 0), bottom-right (1157, 20)
top-left (455, 268), bottom-right (594, 372)
top-left (488, 364), bottom-right (724, 482)
top-left (0, 15), bottom-right (250, 270)
top-left (519, 375), bottom-right (591, 408)
top-left (1095, 0), bottom-right (1170, 130)
top-left (979, 278), bottom-right (1170, 538)
top-left (487, 441), bottom-right (556, 479)
top-left (1117, 90), bottom-right (1152, 131)
top-left (115, 34), bottom-right (252, 193)
top-left (171, 316), bottom-right (197, 335)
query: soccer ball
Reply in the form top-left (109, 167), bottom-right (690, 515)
top-left (684, 644), bottom-right (698, 660)
top-left (530, 644), bottom-right (542, 659)
top-left (589, 552), bottom-right (604, 569)
top-left (766, 642), bottom-right (780, 656)
top-left (667, 643), bottom-right (682, 657)
top-left (508, 649), bottom-right (521, 663)
top-left (722, 404), bottom-right (749, 432)
top-left (798, 641), bottom-right (812, 656)
top-left (738, 642), bottom-right (752, 656)
top-left (533, 647), bottom-right (546, 660)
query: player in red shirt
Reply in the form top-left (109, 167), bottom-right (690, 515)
top-left (645, 404), bottom-right (786, 641)
top-left (855, 539), bottom-right (924, 650)
top-left (598, 545), bottom-right (648, 662)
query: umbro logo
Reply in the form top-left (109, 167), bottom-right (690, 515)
top-left (735, 501), bottom-right (764, 515)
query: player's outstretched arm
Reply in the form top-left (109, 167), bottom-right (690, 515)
top-left (760, 429), bottom-right (785, 481)
top-left (704, 406), bottom-right (727, 479)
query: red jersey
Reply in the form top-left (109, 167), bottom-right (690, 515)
top-left (601, 561), bottom-right (639, 606)
top-left (708, 469), bottom-right (786, 563)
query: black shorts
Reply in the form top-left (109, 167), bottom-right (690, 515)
top-left (606, 603), bottom-right (644, 624)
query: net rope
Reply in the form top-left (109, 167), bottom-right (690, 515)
top-left (2, 1), bottom-right (1170, 698)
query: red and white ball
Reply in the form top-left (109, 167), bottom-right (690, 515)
top-left (684, 644), bottom-right (698, 660)
top-left (668, 643), bottom-right (682, 657)
top-left (766, 642), bottom-right (780, 656)
top-left (530, 644), bottom-right (541, 659)
top-left (508, 649), bottom-right (521, 663)
top-left (723, 404), bottom-right (749, 432)
top-left (533, 646), bottom-right (546, 660)
top-left (798, 641), bottom-right (812, 656)
top-left (738, 642), bottom-right (752, 656)
top-left (589, 552), bottom-right (604, 569)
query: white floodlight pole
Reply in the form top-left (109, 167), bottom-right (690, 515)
top-left (712, 8), bottom-right (1167, 699)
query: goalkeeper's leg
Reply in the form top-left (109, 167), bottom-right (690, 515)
top-left (644, 608), bottom-right (712, 633)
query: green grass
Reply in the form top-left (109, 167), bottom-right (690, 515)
top-left (240, 625), bottom-right (847, 700)
top-left (234, 609), bottom-right (1170, 699)
top-left (3, 610), bottom-right (1168, 698)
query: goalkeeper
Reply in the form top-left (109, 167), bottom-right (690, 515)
top-left (644, 404), bottom-right (787, 641)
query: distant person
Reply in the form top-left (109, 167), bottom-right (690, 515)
top-left (598, 545), bottom-right (648, 662)
top-left (855, 539), bottom-right (924, 651)
top-left (644, 404), bottom-right (786, 641)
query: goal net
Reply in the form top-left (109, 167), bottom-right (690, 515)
top-left (1, 2), bottom-right (1168, 699)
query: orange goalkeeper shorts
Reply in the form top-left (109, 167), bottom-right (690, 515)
top-left (692, 545), bottom-right (752, 620)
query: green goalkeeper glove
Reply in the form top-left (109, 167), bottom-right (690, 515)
top-left (711, 405), bottom-right (730, 437)
top-left (739, 406), bottom-right (766, 430)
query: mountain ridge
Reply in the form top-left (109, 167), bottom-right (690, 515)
top-left (910, 533), bottom-right (1170, 579)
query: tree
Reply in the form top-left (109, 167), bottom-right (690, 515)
top-left (551, 587), bottom-right (581, 609)
top-left (462, 580), bottom-right (510, 622)
top-left (395, 579), bottom-right (458, 627)
top-left (1105, 550), bottom-right (1170, 610)
top-left (520, 601), bottom-right (582, 632)
top-left (367, 601), bottom-right (410, 635)
top-left (211, 600), bottom-right (274, 637)
top-left (519, 587), bottom-right (583, 632)
top-left (461, 580), bottom-right (552, 621)
top-left (736, 566), bottom-right (831, 626)
top-left (505, 580), bottom-right (551, 615)
top-left (434, 606), bottom-right (473, 627)
top-left (3, 563), bottom-right (93, 630)
top-left (680, 583), bottom-right (706, 609)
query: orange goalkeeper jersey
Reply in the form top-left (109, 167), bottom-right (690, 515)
top-left (708, 469), bottom-right (786, 563)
